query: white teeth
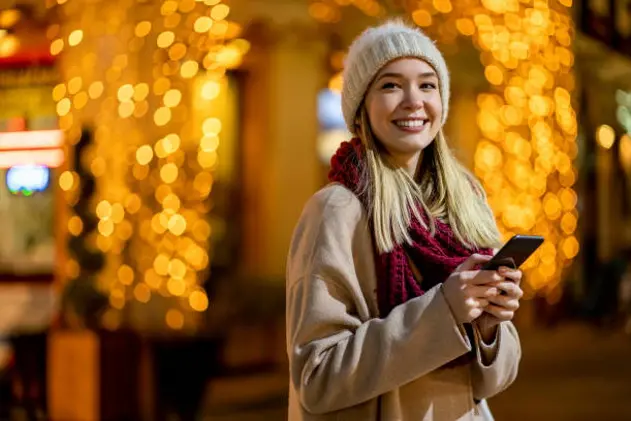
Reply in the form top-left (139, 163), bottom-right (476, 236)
top-left (394, 120), bottom-right (427, 128)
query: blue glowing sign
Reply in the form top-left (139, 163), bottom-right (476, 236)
top-left (6, 165), bottom-right (51, 196)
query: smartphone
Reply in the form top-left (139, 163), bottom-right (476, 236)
top-left (481, 235), bottom-right (544, 271)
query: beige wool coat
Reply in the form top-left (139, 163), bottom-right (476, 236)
top-left (286, 184), bottom-right (521, 421)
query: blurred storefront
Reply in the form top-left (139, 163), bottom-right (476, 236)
top-left (0, 5), bottom-right (60, 419)
top-left (570, 0), bottom-right (631, 323)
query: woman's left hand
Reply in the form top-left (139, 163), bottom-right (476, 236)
top-left (475, 266), bottom-right (523, 342)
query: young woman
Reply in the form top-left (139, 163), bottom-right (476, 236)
top-left (286, 20), bottom-right (522, 420)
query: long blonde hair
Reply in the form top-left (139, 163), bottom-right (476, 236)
top-left (355, 106), bottom-right (501, 253)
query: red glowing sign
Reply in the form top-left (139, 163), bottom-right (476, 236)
top-left (0, 130), bottom-right (64, 168)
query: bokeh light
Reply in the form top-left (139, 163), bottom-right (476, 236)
top-left (51, 0), bottom-right (248, 330)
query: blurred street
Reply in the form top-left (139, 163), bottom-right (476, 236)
top-left (491, 323), bottom-right (631, 421)
top-left (200, 322), bottom-right (631, 421)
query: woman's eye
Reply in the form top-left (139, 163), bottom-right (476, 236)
top-left (420, 83), bottom-right (437, 90)
top-left (381, 82), bottom-right (398, 90)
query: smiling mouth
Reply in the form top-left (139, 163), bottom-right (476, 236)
top-left (392, 119), bottom-right (429, 130)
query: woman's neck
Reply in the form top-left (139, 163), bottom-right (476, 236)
top-left (388, 151), bottom-right (422, 177)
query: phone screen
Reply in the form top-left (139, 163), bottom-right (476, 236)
top-left (482, 235), bottom-right (544, 271)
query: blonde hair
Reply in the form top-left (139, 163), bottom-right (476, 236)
top-left (356, 107), bottom-right (501, 253)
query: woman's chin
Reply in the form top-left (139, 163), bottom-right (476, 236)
top-left (391, 133), bottom-right (434, 151)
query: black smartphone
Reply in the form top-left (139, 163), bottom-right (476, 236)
top-left (481, 235), bottom-right (544, 271)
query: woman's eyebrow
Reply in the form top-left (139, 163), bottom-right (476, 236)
top-left (375, 72), bottom-right (437, 82)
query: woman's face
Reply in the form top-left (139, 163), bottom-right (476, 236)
top-left (365, 58), bottom-right (443, 173)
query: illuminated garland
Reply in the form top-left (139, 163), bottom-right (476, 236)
top-left (50, 0), bottom-right (249, 330)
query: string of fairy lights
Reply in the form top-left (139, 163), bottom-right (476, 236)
top-left (310, 0), bottom-right (579, 301)
top-left (467, 1), bottom-right (578, 302)
top-left (50, 0), bottom-right (249, 330)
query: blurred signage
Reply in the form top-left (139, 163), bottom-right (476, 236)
top-left (0, 149), bottom-right (63, 169)
top-left (6, 165), bottom-right (51, 195)
top-left (0, 129), bottom-right (63, 150)
top-left (0, 130), bottom-right (64, 168)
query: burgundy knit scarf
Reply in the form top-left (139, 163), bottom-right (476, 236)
top-left (328, 138), bottom-right (493, 316)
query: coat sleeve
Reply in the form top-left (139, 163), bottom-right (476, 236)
top-left (286, 186), bottom-right (474, 415)
top-left (469, 321), bottom-right (521, 400)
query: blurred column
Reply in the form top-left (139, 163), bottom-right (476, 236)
top-left (264, 23), bottom-right (327, 277)
top-left (596, 125), bottom-right (615, 262)
top-left (239, 17), bottom-right (328, 280)
top-left (622, 134), bottom-right (631, 244)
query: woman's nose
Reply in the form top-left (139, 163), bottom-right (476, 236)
top-left (402, 87), bottom-right (423, 110)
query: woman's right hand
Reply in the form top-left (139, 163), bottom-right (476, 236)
top-left (442, 254), bottom-right (503, 324)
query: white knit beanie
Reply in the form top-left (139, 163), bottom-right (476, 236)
top-left (342, 19), bottom-right (450, 134)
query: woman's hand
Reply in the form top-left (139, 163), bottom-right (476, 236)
top-left (475, 266), bottom-right (523, 342)
top-left (442, 254), bottom-right (504, 324)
